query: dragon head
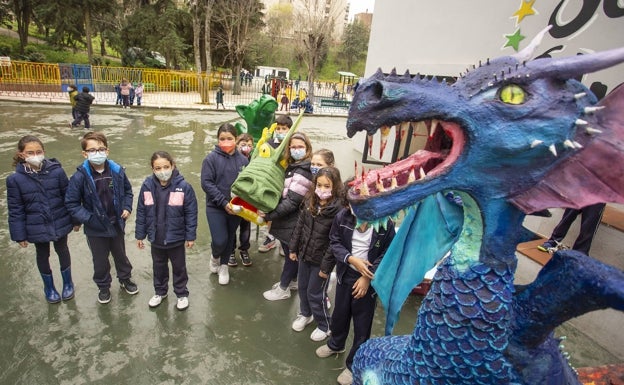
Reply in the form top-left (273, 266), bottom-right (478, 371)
top-left (231, 112), bottom-right (303, 213)
top-left (347, 35), bottom-right (624, 227)
top-left (235, 94), bottom-right (279, 143)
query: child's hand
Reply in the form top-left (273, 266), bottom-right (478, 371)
top-left (319, 271), bottom-right (328, 279)
top-left (352, 276), bottom-right (370, 299)
top-left (137, 240), bottom-right (145, 249)
top-left (289, 252), bottom-right (298, 261)
top-left (121, 210), bottom-right (131, 219)
top-left (18, 241), bottom-right (28, 248)
top-left (348, 256), bottom-right (374, 280)
top-left (186, 240), bottom-right (194, 248)
top-left (224, 203), bottom-right (236, 215)
top-left (73, 225), bottom-right (81, 232)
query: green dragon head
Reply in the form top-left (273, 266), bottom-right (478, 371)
top-left (234, 94), bottom-right (279, 143)
top-left (231, 112), bottom-right (304, 212)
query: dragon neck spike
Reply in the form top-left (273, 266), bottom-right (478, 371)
top-left (404, 69), bottom-right (411, 78)
top-left (389, 68), bottom-right (398, 78)
top-left (372, 68), bottom-right (384, 80)
top-left (512, 25), bottom-right (552, 62)
top-left (526, 46), bottom-right (624, 81)
top-left (479, 60), bottom-right (482, 67)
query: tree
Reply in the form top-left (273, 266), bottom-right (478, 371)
top-left (10, 0), bottom-right (41, 53)
top-left (294, 0), bottom-right (340, 100)
top-left (212, 0), bottom-right (264, 95)
top-left (341, 21), bottom-right (369, 72)
top-left (188, 0), bottom-right (215, 103)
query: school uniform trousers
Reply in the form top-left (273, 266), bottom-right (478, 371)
top-left (151, 242), bottom-right (188, 297)
top-left (549, 202), bottom-right (606, 254)
top-left (86, 224), bottom-right (133, 289)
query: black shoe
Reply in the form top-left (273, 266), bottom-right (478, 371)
top-left (98, 288), bottom-right (111, 304)
top-left (241, 250), bottom-right (252, 266)
top-left (228, 253), bottom-right (238, 267)
top-left (120, 278), bottom-right (139, 295)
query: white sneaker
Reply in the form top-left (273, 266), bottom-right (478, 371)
top-left (337, 368), bottom-right (353, 385)
top-left (176, 296), bottom-right (189, 311)
top-left (210, 255), bottom-right (220, 274)
top-left (271, 281), bottom-right (298, 291)
top-left (310, 327), bottom-right (331, 341)
top-left (218, 264), bottom-right (229, 285)
top-left (315, 344), bottom-right (345, 358)
top-left (292, 314), bottom-right (314, 331)
top-left (148, 294), bottom-right (167, 308)
top-left (263, 285), bottom-right (290, 301)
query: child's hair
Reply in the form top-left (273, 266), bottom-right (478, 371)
top-left (150, 151), bottom-right (175, 168)
top-left (342, 176), bottom-right (355, 207)
top-left (217, 123), bottom-right (238, 138)
top-left (68, 84), bottom-right (77, 91)
top-left (275, 114), bottom-right (293, 128)
top-left (313, 148), bottom-right (335, 167)
top-left (236, 133), bottom-right (253, 145)
top-left (284, 132), bottom-right (312, 165)
top-left (306, 166), bottom-right (343, 211)
top-left (82, 86), bottom-right (90, 93)
top-left (12, 135), bottom-right (44, 166)
top-left (81, 131), bottom-right (108, 150)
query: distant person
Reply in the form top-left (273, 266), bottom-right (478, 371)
top-left (70, 87), bottom-right (95, 129)
top-left (6, 135), bottom-right (76, 304)
top-left (135, 82), bottom-right (144, 106)
top-left (537, 203), bottom-right (606, 254)
top-left (114, 83), bottom-right (122, 105)
top-left (119, 78), bottom-right (132, 108)
top-left (67, 84), bottom-right (78, 121)
top-left (280, 93), bottom-right (289, 111)
top-left (216, 86), bottom-right (225, 109)
top-left (201, 123), bottom-right (249, 285)
top-left (65, 131), bottom-right (139, 304)
top-left (136, 151), bottom-right (198, 311)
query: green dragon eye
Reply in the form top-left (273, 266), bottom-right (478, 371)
top-left (499, 84), bottom-right (526, 104)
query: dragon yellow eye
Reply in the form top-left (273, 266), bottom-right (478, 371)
top-left (258, 143), bottom-right (271, 158)
top-left (499, 84), bottom-right (526, 104)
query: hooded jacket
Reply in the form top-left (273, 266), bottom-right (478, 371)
top-left (289, 197), bottom-right (343, 266)
top-left (65, 159), bottom-right (133, 237)
top-left (135, 169), bottom-right (198, 247)
top-left (6, 159), bottom-right (74, 243)
top-left (74, 92), bottom-right (95, 114)
top-left (200, 145), bottom-right (249, 209)
top-left (264, 160), bottom-right (313, 242)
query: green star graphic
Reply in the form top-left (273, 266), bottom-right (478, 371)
top-left (504, 28), bottom-right (525, 51)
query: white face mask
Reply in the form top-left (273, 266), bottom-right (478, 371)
top-left (25, 154), bottom-right (45, 168)
top-left (88, 152), bottom-right (107, 166)
top-left (154, 169), bottom-right (173, 182)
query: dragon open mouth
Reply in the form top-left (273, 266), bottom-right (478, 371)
top-left (350, 119), bottom-right (466, 200)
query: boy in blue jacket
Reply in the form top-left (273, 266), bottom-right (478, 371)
top-left (316, 206), bottom-right (395, 385)
top-left (65, 131), bottom-right (138, 304)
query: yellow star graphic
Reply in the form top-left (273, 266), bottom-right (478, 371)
top-left (513, 0), bottom-right (537, 25)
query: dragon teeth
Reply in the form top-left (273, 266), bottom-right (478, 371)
top-left (584, 106), bottom-right (605, 114)
top-left (585, 127), bottom-right (603, 135)
top-left (530, 139), bottom-right (543, 148)
top-left (549, 144), bottom-right (558, 157)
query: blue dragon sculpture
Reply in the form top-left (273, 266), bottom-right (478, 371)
top-left (345, 29), bottom-right (624, 385)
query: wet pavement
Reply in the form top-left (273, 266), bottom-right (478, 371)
top-left (0, 102), bottom-right (619, 384)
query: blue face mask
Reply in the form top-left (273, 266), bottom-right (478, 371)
top-left (310, 166), bottom-right (320, 175)
top-left (290, 148), bottom-right (306, 161)
top-left (88, 152), bottom-right (107, 166)
top-left (275, 133), bottom-right (286, 141)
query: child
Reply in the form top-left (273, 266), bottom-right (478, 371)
top-left (280, 93), bottom-right (289, 111)
top-left (70, 87), bottom-right (95, 129)
top-left (65, 131), bottom-right (138, 304)
top-left (258, 114), bottom-right (294, 253)
top-left (216, 86), bottom-right (225, 109)
top-left (67, 84), bottom-right (78, 121)
top-left (315, 206), bottom-right (395, 385)
top-left (119, 78), bottom-right (132, 108)
top-left (310, 148), bottom-right (335, 176)
top-left (135, 82), bottom-right (144, 106)
top-left (201, 123), bottom-right (249, 285)
top-left (136, 151), bottom-right (198, 311)
top-left (6, 135), bottom-right (76, 303)
top-left (290, 166), bottom-right (344, 341)
top-left (229, 133), bottom-right (254, 267)
top-left (261, 132), bottom-right (314, 301)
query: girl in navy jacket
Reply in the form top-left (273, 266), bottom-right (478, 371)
top-left (201, 123), bottom-right (249, 285)
top-left (6, 135), bottom-right (75, 304)
top-left (289, 166), bottom-right (344, 341)
top-left (316, 207), bottom-right (395, 384)
top-left (136, 151), bottom-right (198, 311)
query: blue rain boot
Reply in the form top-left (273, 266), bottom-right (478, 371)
top-left (60, 267), bottom-right (75, 301)
top-left (41, 273), bottom-right (61, 304)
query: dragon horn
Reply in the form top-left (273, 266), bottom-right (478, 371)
top-left (273, 111), bottom-right (305, 162)
top-left (524, 46), bottom-right (624, 81)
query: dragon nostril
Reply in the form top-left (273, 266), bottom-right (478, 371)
top-left (371, 81), bottom-right (384, 100)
